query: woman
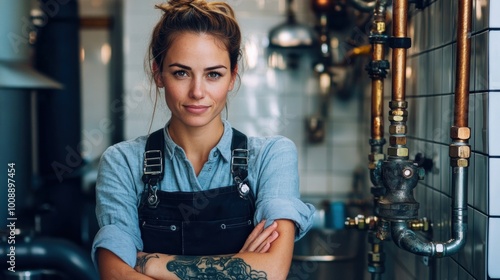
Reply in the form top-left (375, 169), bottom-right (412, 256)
top-left (91, 0), bottom-right (315, 279)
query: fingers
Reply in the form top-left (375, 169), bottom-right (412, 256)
top-left (255, 230), bottom-right (279, 253)
top-left (240, 220), bottom-right (279, 253)
top-left (240, 220), bottom-right (266, 252)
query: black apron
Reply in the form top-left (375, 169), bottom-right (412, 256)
top-left (138, 128), bottom-right (255, 256)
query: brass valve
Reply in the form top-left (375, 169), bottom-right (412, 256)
top-left (345, 215), bottom-right (378, 230)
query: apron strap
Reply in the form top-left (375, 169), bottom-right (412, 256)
top-left (230, 128), bottom-right (248, 184)
top-left (141, 128), bottom-right (165, 208)
top-left (141, 127), bottom-right (250, 208)
top-left (142, 129), bottom-right (165, 184)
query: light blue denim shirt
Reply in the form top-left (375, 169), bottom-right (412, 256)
top-left (91, 120), bottom-right (315, 268)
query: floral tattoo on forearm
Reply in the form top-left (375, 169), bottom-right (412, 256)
top-left (135, 253), bottom-right (160, 274)
top-left (166, 255), bottom-right (267, 280)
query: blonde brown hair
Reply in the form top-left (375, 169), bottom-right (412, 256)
top-left (148, 0), bottom-right (242, 77)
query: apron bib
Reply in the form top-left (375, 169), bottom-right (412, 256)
top-left (138, 128), bottom-right (255, 255)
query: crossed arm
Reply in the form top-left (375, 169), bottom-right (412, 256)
top-left (97, 219), bottom-right (295, 280)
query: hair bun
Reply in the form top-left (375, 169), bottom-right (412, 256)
top-left (156, 0), bottom-right (207, 11)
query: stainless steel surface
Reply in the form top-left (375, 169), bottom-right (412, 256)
top-left (289, 228), bottom-right (365, 280)
top-left (0, 62), bottom-right (62, 90)
top-left (268, 0), bottom-right (315, 48)
top-left (0, 1), bottom-right (61, 90)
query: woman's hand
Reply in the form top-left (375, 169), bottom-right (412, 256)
top-left (240, 220), bottom-right (279, 253)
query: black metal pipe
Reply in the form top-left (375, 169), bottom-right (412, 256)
top-left (35, 0), bottom-right (82, 180)
top-left (0, 237), bottom-right (98, 280)
top-left (350, 0), bottom-right (377, 12)
top-left (34, 0), bottom-right (83, 242)
top-left (391, 221), bottom-right (435, 255)
top-left (388, 157), bottom-right (468, 258)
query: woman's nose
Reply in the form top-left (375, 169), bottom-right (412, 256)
top-left (189, 78), bottom-right (205, 100)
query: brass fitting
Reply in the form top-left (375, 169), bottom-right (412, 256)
top-left (389, 136), bottom-right (407, 146)
top-left (390, 109), bottom-right (408, 116)
top-left (345, 215), bottom-right (365, 230)
top-left (345, 215), bottom-right (378, 230)
top-left (369, 153), bottom-right (385, 170)
top-left (450, 126), bottom-right (471, 140)
top-left (369, 153), bottom-right (385, 162)
top-left (451, 158), bottom-right (469, 167)
top-left (387, 146), bottom-right (409, 157)
top-left (375, 21), bottom-right (385, 33)
top-left (408, 217), bottom-right (429, 232)
top-left (388, 115), bottom-right (407, 122)
top-left (389, 124), bottom-right (406, 134)
top-left (389, 101), bottom-right (408, 109)
top-left (449, 144), bottom-right (471, 159)
top-left (368, 251), bottom-right (384, 262)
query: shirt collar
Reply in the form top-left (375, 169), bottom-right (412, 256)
top-left (162, 119), bottom-right (233, 163)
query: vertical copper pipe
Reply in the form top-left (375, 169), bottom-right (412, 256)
top-left (391, 0), bottom-right (408, 102)
top-left (369, 0), bottom-right (387, 142)
top-left (371, 45), bottom-right (385, 140)
top-left (371, 79), bottom-right (384, 140)
top-left (454, 0), bottom-right (472, 128)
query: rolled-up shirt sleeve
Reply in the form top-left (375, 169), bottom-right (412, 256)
top-left (251, 137), bottom-right (315, 240)
top-left (91, 143), bottom-right (144, 268)
top-left (254, 197), bottom-right (315, 240)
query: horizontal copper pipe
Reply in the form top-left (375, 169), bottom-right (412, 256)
top-left (454, 0), bottom-right (472, 128)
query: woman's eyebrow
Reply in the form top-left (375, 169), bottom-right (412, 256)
top-left (168, 63), bottom-right (191, 70)
top-left (205, 65), bottom-right (227, 71)
top-left (168, 63), bottom-right (227, 71)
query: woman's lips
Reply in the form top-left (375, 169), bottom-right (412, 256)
top-left (184, 105), bottom-right (209, 114)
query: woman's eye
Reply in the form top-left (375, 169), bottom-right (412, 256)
top-left (173, 70), bottom-right (188, 77)
top-left (207, 72), bottom-right (222, 79)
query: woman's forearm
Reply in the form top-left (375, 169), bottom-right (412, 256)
top-left (97, 248), bottom-right (156, 280)
top-left (136, 220), bottom-right (296, 280)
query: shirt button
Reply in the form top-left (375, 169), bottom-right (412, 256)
top-left (213, 151), bottom-right (219, 157)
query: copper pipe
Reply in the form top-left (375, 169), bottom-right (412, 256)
top-left (370, 0), bottom-right (387, 142)
top-left (371, 79), bottom-right (384, 140)
top-left (391, 0), bottom-right (408, 102)
top-left (454, 0), bottom-right (472, 128)
top-left (371, 41), bottom-right (384, 140)
top-left (388, 0), bottom-right (472, 258)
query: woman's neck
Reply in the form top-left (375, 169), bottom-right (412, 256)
top-left (167, 120), bottom-right (224, 175)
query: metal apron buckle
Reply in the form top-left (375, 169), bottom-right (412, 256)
top-left (147, 184), bottom-right (159, 208)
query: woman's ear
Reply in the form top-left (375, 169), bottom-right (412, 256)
top-left (228, 65), bottom-right (238, 91)
top-left (152, 61), bottom-right (164, 88)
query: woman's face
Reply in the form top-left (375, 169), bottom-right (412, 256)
top-left (156, 32), bottom-right (237, 130)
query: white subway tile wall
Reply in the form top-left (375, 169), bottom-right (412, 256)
top-left (382, 1), bottom-right (498, 279)
top-left (123, 0), bottom-right (498, 279)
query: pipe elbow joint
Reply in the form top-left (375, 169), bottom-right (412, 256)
top-left (391, 222), bottom-right (434, 256)
top-left (431, 238), bottom-right (466, 258)
top-left (391, 221), bottom-right (467, 258)
top-left (350, 0), bottom-right (378, 12)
